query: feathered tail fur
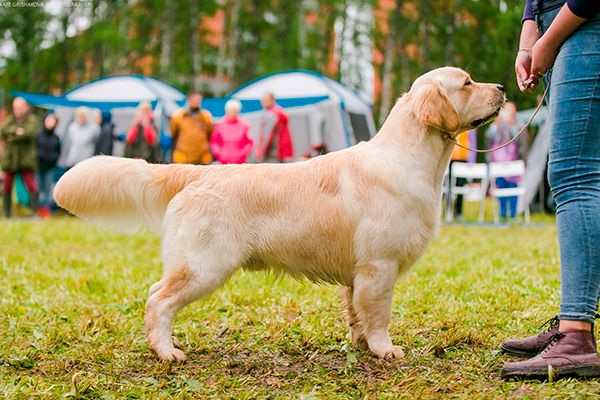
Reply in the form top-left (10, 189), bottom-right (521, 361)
top-left (53, 156), bottom-right (198, 231)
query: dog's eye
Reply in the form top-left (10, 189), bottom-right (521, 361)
top-left (464, 79), bottom-right (472, 86)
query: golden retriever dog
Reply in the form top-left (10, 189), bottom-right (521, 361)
top-left (54, 67), bottom-right (505, 362)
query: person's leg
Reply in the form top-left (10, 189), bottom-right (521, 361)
top-left (496, 177), bottom-right (509, 219)
top-left (507, 181), bottom-right (518, 219)
top-left (2, 171), bottom-right (15, 218)
top-left (548, 28), bottom-right (600, 329)
top-left (454, 161), bottom-right (466, 218)
top-left (37, 170), bottom-right (48, 207)
top-left (501, 12), bottom-right (600, 380)
top-left (446, 160), bottom-right (455, 218)
top-left (20, 171), bottom-right (38, 213)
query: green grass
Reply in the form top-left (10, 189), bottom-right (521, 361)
top-left (1, 214), bottom-right (599, 399)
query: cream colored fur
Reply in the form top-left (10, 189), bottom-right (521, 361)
top-left (54, 67), bottom-right (506, 362)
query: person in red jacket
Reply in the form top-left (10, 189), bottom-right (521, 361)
top-left (256, 93), bottom-right (293, 163)
top-left (124, 102), bottom-right (160, 163)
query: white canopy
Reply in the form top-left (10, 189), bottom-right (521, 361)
top-left (229, 70), bottom-right (377, 157)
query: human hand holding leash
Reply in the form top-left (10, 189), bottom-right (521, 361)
top-left (518, 4), bottom-right (587, 92)
top-left (515, 20), bottom-right (540, 92)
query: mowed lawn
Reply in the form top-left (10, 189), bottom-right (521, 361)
top-left (2, 215), bottom-right (600, 398)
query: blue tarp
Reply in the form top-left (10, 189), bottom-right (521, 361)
top-left (12, 90), bottom-right (329, 118)
top-left (11, 90), bottom-right (159, 111)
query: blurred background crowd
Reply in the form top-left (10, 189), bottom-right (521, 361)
top-left (0, 1), bottom-right (548, 221)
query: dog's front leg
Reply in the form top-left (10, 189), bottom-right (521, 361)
top-left (352, 260), bottom-right (403, 360)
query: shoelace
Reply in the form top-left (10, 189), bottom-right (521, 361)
top-left (538, 315), bottom-right (560, 334)
top-left (541, 331), bottom-right (566, 354)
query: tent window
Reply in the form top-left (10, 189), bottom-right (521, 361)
top-left (348, 112), bottom-right (370, 142)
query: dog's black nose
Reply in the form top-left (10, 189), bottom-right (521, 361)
top-left (496, 84), bottom-right (505, 92)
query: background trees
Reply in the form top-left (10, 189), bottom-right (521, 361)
top-left (0, 0), bottom-right (532, 121)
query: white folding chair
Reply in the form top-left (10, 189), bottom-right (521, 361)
top-left (442, 167), bottom-right (449, 200)
top-left (488, 160), bottom-right (530, 224)
top-left (446, 162), bottom-right (488, 222)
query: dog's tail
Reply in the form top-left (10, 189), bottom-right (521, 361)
top-left (54, 156), bottom-right (199, 232)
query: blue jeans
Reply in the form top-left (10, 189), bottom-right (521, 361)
top-left (538, 9), bottom-right (600, 323)
top-left (496, 177), bottom-right (518, 219)
top-left (37, 168), bottom-right (55, 208)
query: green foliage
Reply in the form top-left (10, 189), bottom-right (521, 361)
top-left (0, 1), bottom-right (535, 113)
top-left (1, 215), bottom-right (600, 397)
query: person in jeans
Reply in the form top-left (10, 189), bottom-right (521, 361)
top-left (35, 113), bottom-right (61, 218)
top-left (486, 102), bottom-right (527, 220)
top-left (501, 0), bottom-right (600, 380)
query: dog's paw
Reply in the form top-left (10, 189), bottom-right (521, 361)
top-left (372, 345), bottom-right (404, 360)
top-left (172, 336), bottom-right (183, 350)
top-left (351, 334), bottom-right (369, 351)
top-left (154, 346), bottom-right (187, 363)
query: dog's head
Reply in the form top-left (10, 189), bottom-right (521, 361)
top-left (409, 67), bottom-right (506, 135)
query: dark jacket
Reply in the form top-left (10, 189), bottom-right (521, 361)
top-left (124, 123), bottom-right (160, 163)
top-left (95, 111), bottom-right (115, 155)
top-left (0, 113), bottom-right (39, 172)
top-left (36, 125), bottom-right (61, 171)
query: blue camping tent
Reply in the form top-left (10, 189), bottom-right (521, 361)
top-left (228, 70), bottom-right (377, 157)
top-left (14, 70), bottom-right (373, 159)
top-left (14, 74), bottom-right (188, 156)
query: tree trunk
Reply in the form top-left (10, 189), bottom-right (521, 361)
top-left (298, 0), bottom-right (307, 68)
top-left (60, 13), bottom-right (70, 92)
top-left (419, 1), bottom-right (430, 70)
top-left (336, 0), bottom-right (349, 80)
top-left (379, 0), bottom-right (403, 125)
top-left (189, 0), bottom-right (202, 89)
top-left (215, 0), bottom-right (228, 90)
top-left (159, 0), bottom-right (175, 78)
top-left (225, 0), bottom-right (240, 84)
top-left (320, 2), bottom-right (337, 73)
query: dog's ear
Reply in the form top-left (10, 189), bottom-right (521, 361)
top-left (411, 83), bottom-right (460, 133)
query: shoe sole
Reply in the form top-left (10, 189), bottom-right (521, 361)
top-left (500, 344), bottom-right (538, 358)
top-left (502, 365), bottom-right (600, 381)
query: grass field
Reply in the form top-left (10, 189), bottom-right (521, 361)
top-left (2, 214), bottom-right (600, 398)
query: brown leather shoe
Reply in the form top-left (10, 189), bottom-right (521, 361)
top-left (501, 316), bottom-right (559, 357)
top-left (501, 330), bottom-right (600, 380)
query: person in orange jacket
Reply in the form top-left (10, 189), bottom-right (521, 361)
top-left (170, 92), bottom-right (213, 165)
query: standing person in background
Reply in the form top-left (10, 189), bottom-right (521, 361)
top-left (256, 92), bottom-right (293, 163)
top-left (60, 107), bottom-right (100, 170)
top-left (35, 113), bottom-right (60, 219)
top-left (486, 102), bottom-right (526, 221)
top-left (500, 0), bottom-right (600, 380)
top-left (445, 131), bottom-right (472, 221)
top-left (210, 99), bottom-right (253, 164)
top-left (170, 92), bottom-right (213, 165)
top-left (125, 102), bottom-right (160, 163)
top-left (0, 97), bottom-right (39, 218)
top-left (95, 110), bottom-right (115, 156)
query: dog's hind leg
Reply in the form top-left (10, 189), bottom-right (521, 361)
top-left (145, 215), bottom-right (243, 362)
top-left (144, 259), bottom-right (238, 362)
top-left (352, 260), bottom-right (403, 360)
top-left (147, 280), bottom-right (164, 299)
top-left (340, 286), bottom-right (368, 351)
